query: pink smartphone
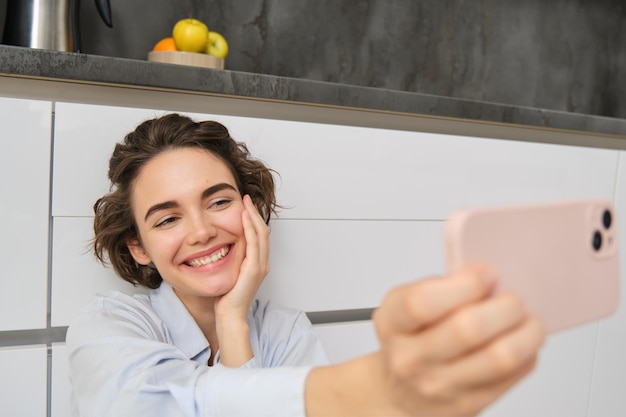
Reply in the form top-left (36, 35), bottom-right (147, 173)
top-left (445, 199), bottom-right (620, 333)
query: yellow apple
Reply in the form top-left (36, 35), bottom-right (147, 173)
top-left (206, 31), bottom-right (229, 59)
top-left (172, 18), bottom-right (209, 53)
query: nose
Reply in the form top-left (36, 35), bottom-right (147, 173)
top-left (186, 212), bottom-right (217, 245)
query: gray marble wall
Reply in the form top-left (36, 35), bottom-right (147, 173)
top-left (2, 0), bottom-right (625, 119)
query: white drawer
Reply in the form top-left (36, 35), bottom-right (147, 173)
top-left (232, 117), bottom-right (619, 220)
top-left (586, 150), bottom-right (626, 417)
top-left (259, 219), bottom-right (445, 312)
top-left (482, 323), bottom-right (598, 417)
top-left (50, 216), bottom-right (443, 325)
top-left (0, 97), bottom-right (51, 330)
top-left (53, 103), bottom-right (619, 220)
top-left (51, 344), bottom-right (71, 417)
top-left (50, 217), bottom-right (147, 327)
top-left (53, 103), bottom-right (163, 217)
top-left (313, 321), bottom-right (378, 364)
top-left (0, 345), bottom-right (48, 416)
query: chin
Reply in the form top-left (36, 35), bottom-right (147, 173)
top-left (201, 277), bottom-right (238, 297)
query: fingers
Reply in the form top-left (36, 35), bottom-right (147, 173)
top-left (440, 316), bottom-right (545, 390)
top-left (374, 266), bottom-right (497, 336)
top-left (386, 292), bottom-right (529, 376)
top-left (373, 266), bottom-right (546, 415)
top-left (408, 316), bottom-right (544, 405)
top-left (431, 355), bottom-right (539, 417)
top-left (215, 195), bottom-right (270, 317)
top-left (417, 292), bottom-right (527, 362)
top-left (453, 357), bottom-right (538, 415)
top-left (241, 195), bottom-right (270, 277)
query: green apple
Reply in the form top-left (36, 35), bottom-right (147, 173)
top-left (172, 18), bottom-right (209, 53)
top-left (206, 31), bottom-right (229, 59)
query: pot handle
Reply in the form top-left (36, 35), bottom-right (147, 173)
top-left (95, 0), bottom-right (113, 28)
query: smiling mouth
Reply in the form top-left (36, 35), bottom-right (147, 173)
top-left (185, 246), bottom-right (231, 268)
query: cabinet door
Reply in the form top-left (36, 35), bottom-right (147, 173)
top-left (51, 217), bottom-right (441, 324)
top-left (313, 321), bottom-right (378, 364)
top-left (0, 345), bottom-right (48, 416)
top-left (51, 217), bottom-right (147, 327)
top-left (586, 150), bottom-right (626, 417)
top-left (258, 219), bottom-right (445, 312)
top-left (0, 98), bottom-right (51, 330)
top-left (53, 103), bottom-right (620, 220)
top-left (218, 115), bottom-right (620, 220)
top-left (51, 344), bottom-right (72, 417)
top-left (53, 103), bottom-right (163, 217)
top-left (482, 324), bottom-right (598, 417)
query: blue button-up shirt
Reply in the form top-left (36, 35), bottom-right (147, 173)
top-left (66, 281), bottom-right (329, 417)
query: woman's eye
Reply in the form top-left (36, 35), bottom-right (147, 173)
top-left (155, 217), bottom-right (177, 228)
top-left (210, 198), bottom-right (232, 209)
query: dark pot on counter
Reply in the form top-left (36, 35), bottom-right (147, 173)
top-left (2, 0), bottom-right (113, 52)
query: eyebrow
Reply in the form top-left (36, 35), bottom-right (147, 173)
top-left (143, 182), bottom-right (238, 222)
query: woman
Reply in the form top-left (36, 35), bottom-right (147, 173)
top-left (67, 113), bottom-right (545, 416)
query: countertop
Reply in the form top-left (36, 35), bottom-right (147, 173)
top-left (1, 44), bottom-right (626, 139)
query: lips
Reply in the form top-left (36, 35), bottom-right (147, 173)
top-left (184, 245), bottom-right (231, 268)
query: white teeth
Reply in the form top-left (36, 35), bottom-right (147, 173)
top-left (187, 246), bottom-right (230, 268)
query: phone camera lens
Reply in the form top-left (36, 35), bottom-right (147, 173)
top-left (592, 231), bottom-right (602, 251)
top-left (603, 210), bottom-right (612, 229)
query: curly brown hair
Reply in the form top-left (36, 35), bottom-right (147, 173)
top-left (93, 113), bottom-right (278, 289)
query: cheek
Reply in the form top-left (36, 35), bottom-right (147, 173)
top-left (141, 229), bottom-right (185, 260)
top-left (226, 207), bottom-right (245, 237)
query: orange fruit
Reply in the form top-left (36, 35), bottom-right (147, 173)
top-left (152, 37), bottom-right (178, 52)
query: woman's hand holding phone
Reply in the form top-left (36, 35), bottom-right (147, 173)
top-left (372, 266), bottom-right (546, 416)
top-left (306, 267), bottom-right (546, 417)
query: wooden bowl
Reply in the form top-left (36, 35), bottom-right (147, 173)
top-left (147, 51), bottom-right (225, 69)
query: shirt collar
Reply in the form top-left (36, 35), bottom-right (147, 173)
top-left (149, 281), bottom-right (210, 360)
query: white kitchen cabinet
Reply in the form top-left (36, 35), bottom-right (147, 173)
top-left (259, 219), bottom-right (445, 312)
top-left (585, 150), bottom-right (626, 417)
top-left (51, 344), bottom-right (72, 417)
top-left (313, 321), bottom-right (378, 363)
top-left (0, 97), bottom-right (51, 330)
top-left (482, 323), bottom-right (599, 417)
top-left (51, 216), bottom-right (442, 324)
top-left (0, 345), bottom-right (47, 416)
top-left (52, 103), bottom-right (164, 217)
top-left (51, 217), bottom-right (147, 327)
top-left (53, 103), bottom-right (619, 221)
top-left (225, 116), bottom-right (620, 220)
top-left (48, 100), bottom-right (625, 417)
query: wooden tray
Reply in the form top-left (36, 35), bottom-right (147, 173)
top-left (147, 51), bottom-right (225, 69)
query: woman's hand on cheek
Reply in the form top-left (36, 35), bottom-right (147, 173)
top-left (212, 195), bottom-right (269, 367)
top-left (214, 195), bottom-right (270, 321)
top-left (371, 266), bottom-right (546, 416)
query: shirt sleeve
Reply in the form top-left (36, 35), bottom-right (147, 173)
top-left (66, 295), bottom-right (314, 417)
top-left (101, 362), bottom-right (313, 417)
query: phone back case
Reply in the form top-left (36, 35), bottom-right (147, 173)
top-left (445, 199), bottom-right (620, 333)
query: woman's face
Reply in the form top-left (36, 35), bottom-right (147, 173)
top-left (127, 147), bottom-right (246, 302)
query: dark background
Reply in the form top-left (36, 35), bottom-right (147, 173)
top-left (2, 0), bottom-right (625, 118)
